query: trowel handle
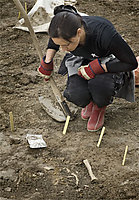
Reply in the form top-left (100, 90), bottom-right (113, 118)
top-left (13, 0), bottom-right (71, 116)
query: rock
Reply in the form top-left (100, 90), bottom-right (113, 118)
top-left (4, 187), bottom-right (12, 192)
top-left (126, 191), bottom-right (136, 198)
top-left (0, 169), bottom-right (16, 181)
top-left (25, 192), bottom-right (41, 200)
top-left (5, 87), bottom-right (14, 94)
top-left (15, 84), bottom-right (21, 88)
top-left (20, 77), bottom-right (30, 85)
top-left (9, 135), bottom-right (21, 145)
top-left (43, 165), bottom-right (54, 170)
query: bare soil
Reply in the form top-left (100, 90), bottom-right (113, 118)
top-left (0, 0), bottom-right (139, 199)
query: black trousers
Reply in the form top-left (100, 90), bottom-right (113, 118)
top-left (64, 73), bottom-right (125, 108)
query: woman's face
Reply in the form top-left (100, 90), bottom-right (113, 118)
top-left (52, 28), bottom-right (83, 52)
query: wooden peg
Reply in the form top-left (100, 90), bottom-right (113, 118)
top-left (63, 115), bottom-right (70, 135)
top-left (122, 145), bottom-right (128, 166)
top-left (97, 126), bottom-right (105, 147)
top-left (18, 11), bottom-right (21, 19)
top-left (25, 2), bottom-right (27, 13)
top-left (9, 111), bottom-right (14, 131)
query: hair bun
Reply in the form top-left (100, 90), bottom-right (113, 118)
top-left (54, 4), bottom-right (78, 15)
top-left (54, 5), bottom-right (64, 15)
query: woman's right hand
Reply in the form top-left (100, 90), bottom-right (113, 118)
top-left (37, 55), bottom-right (53, 81)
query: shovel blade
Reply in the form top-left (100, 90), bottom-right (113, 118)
top-left (39, 96), bottom-right (66, 122)
top-left (39, 96), bottom-right (78, 122)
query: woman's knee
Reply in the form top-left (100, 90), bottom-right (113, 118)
top-left (88, 74), bottom-right (115, 107)
top-left (64, 75), bottom-right (91, 107)
top-left (64, 89), bottom-right (91, 107)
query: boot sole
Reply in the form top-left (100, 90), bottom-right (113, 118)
top-left (81, 116), bottom-right (90, 120)
top-left (87, 126), bottom-right (102, 132)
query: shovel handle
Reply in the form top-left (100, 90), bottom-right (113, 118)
top-left (13, 0), bottom-right (71, 116)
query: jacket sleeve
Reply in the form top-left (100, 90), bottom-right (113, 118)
top-left (47, 38), bottom-right (60, 51)
top-left (105, 33), bottom-right (138, 72)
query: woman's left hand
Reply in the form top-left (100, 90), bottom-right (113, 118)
top-left (78, 59), bottom-right (105, 80)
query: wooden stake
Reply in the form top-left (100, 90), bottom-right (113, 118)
top-left (9, 112), bottom-right (14, 131)
top-left (122, 145), bottom-right (128, 166)
top-left (18, 2), bottom-right (27, 19)
top-left (25, 2), bottom-right (27, 13)
top-left (83, 159), bottom-right (97, 181)
top-left (18, 11), bottom-right (21, 19)
top-left (63, 115), bottom-right (70, 135)
top-left (97, 126), bottom-right (105, 147)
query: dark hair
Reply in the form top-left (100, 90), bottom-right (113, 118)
top-left (48, 5), bottom-right (83, 41)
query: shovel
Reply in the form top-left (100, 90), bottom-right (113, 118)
top-left (13, 0), bottom-right (77, 122)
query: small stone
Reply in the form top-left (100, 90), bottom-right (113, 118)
top-left (121, 180), bottom-right (129, 185)
top-left (44, 166), bottom-right (54, 170)
top-left (9, 136), bottom-right (21, 145)
top-left (4, 187), bottom-right (12, 192)
top-left (126, 191), bottom-right (136, 198)
top-left (15, 84), bottom-right (21, 88)
top-left (0, 169), bottom-right (16, 181)
top-left (5, 87), bottom-right (14, 94)
top-left (20, 77), bottom-right (30, 85)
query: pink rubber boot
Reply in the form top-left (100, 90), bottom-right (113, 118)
top-left (81, 102), bottom-right (93, 120)
top-left (135, 56), bottom-right (139, 86)
top-left (87, 104), bottom-right (106, 132)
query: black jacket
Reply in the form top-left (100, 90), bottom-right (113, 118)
top-left (47, 16), bottom-right (138, 72)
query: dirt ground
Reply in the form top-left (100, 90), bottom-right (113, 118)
top-left (0, 0), bottom-right (139, 199)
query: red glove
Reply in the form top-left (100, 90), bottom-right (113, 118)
top-left (78, 59), bottom-right (105, 80)
top-left (38, 55), bottom-right (53, 81)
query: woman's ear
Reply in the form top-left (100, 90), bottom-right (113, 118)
top-left (77, 28), bottom-right (82, 37)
